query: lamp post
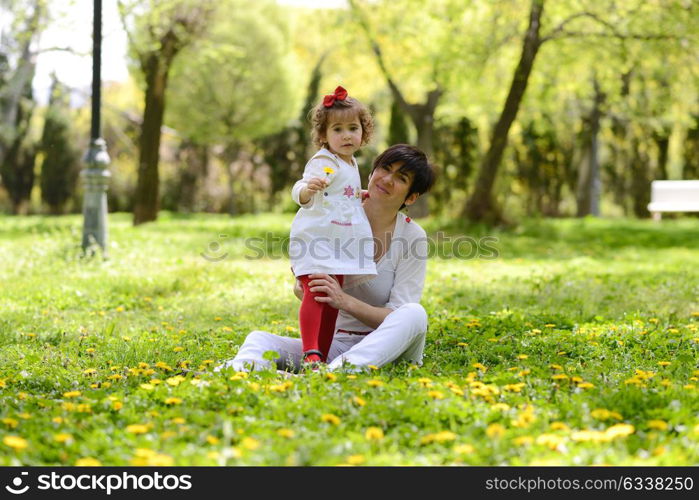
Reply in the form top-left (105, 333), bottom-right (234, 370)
top-left (81, 0), bottom-right (110, 256)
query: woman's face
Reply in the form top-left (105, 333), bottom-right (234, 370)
top-left (367, 161), bottom-right (419, 210)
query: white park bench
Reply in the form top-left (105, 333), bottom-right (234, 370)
top-left (647, 180), bottom-right (699, 220)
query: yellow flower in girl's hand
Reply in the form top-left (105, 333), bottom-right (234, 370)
top-left (323, 166), bottom-right (335, 175)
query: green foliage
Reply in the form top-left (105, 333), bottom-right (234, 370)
top-left (165, 0), bottom-right (298, 144)
top-left (0, 213), bottom-right (697, 465)
top-left (39, 75), bottom-right (80, 214)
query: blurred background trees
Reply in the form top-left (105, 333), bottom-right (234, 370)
top-left (0, 0), bottom-right (698, 223)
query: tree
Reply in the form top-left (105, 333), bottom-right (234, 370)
top-left (0, 0), bottom-right (46, 213)
top-left (119, 0), bottom-right (214, 225)
top-left (39, 74), bottom-right (80, 214)
top-left (462, 0), bottom-right (694, 223)
top-left (164, 0), bottom-right (297, 213)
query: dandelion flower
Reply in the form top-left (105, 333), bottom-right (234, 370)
top-left (604, 423), bottom-right (635, 440)
top-left (164, 397), bottom-right (182, 405)
top-left (352, 396), bottom-right (366, 407)
top-left (2, 418), bottom-right (19, 429)
top-left (346, 454), bottom-right (364, 465)
top-left (514, 436), bottom-right (533, 446)
top-left (241, 437), bottom-right (260, 450)
top-left (321, 414), bottom-right (341, 425)
top-left (647, 420), bottom-right (668, 431)
top-left (75, 457), bottom-right (102, 466)
top-left (53, 433), bottom-right (72, 443)
top-left (367, 379), bottom-right (384, 387)
top-left (2, 436), bottom-right (28, 451)
top-left (365, 427), bottom-right (384, 441)
top-left (63, 391), bottom-right (81, 398)
top-left (277, 428), bottom-right (295, 439)
top-left (454, 444), bottom-right (475, 454)
top-left (427, 390), bottom-right (445, 400)
top-left (126, 424), bottom-right (150, 435)
top-left (486, 423), bottom-right (505, 439)
top-left (536, 434), bottom-right (563, 450)
top-left (323, 167), bottom-right (335, 175)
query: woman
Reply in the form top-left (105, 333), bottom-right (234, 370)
top-left (216, 144), bottom-right (435, 372)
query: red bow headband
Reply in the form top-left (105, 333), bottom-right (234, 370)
top-left (323, 86), bottom-right (348, 108)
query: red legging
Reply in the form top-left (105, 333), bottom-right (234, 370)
top-left (298, 274), bottom-right (344, 361)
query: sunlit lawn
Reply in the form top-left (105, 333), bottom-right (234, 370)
top-left (0, 212), bottom-right (697, 465)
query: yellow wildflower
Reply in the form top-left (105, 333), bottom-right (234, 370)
top-left (2, 418), bottom-right (19, 429)
top-left (75, 457), bottom-right (102, 466)
top-left (427, 390), bottom-right (445, 400)
top-left (241, 437), bottom-right (260, 450)
top-left (82, 369), bottom-right (97, 375)
top-left (346, 454), bottom-right (365, 465)
top-left (516, 354), bottom-right (528, 360)
top-left (173, 346), bottom-right (184, 352)
top-left (3, 436), bottom-right (28, 451)
top-left (421, 431), bottom-right (457, 444)
top-left (472, 363), bottom-right (487, 372)
top-left (514, 436), bottom-right (533, 446)
top-left (321, 414), bottom-right (341, 425)
top-left (647, 420), bottom-right (668, 431)
top-left (577, 382), bottom-right (595, 389)
top-left (126, 424), bottom-right (150, 435)
top-left (54, 433), bottom-right (72, 443)
top-left (504, 383), bottom-right (525, 393)
top-left (365, 427), bottom-right (384, 441)
top-left (367, 379), bottom-right (384, 387)
top-left (63, 391), bottom-right (81, 398)
top-left (486, 423), bottom-right (505, 439)
top-left (657, 361), bottom-right (671, 367)
top-left (352, 396), bottom-right (366, 407)
top-left (604, 423), bottom-right (635, 439)
top-left (454, 444), bottom-right (475, 454)
top-left (491, 403), bottom-right (511, 412)
top-left (206, 435), bottom-right (220, 445)
top-left (536, 433), bottom-right (563, 450)
top-left (164, 397), bottom-right (182, 405)
top-left (550, 422), bottom-right (570, 432)
top-left (323, 166), bottom-right (335, 175)
top-left (325, 373), bottom-right (337, 382)
top-left (112, 401), bottom-right (123, 411)
top-left (590, 409), bottom-right (622, 421)
top-left (277, 428), bottom-right (295, 439)
top-left (165, 375), bottom-right (186, 387)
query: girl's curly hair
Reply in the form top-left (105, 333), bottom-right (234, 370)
top-left (308, 94), bottom-right (374, 150)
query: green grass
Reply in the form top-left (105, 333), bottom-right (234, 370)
top-left (0, 212), bottom-right (697, 465)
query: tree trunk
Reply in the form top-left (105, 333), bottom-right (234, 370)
top-left (133, 53), bottom-right (168, 225)
top-left (576, 79), bottom-right (604, 216)
top-left (462, 0), bottom-right (544, 224)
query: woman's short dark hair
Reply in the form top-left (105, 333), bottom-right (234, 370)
top-left (371, 144), bottom-right (436, 208)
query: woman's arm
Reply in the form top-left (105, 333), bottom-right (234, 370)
top-left (339, 293), bottom-right (392, 330)
top-left (306, 274), bottom-right (391, 330)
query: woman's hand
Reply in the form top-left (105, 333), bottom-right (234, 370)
top-left (307, 274), bottom-right (346, 310)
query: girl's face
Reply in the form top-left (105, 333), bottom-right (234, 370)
top-left (367, 161), bottom-right (419, 210)
top-left (322, 113), bottom-right (362, 163)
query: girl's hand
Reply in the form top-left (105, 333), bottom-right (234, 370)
top-left (299, 177), bottom-right (330, 205)
top-left (307, 274), bottom-right (345, 310)
top-left (293, 278), bottom-right (303, 301)
top-left (305, 177), bottom-right (329, 194)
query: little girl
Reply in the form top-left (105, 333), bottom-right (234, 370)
top-left (289, 86), bottom-right (376, 365)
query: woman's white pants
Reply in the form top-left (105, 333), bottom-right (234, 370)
top-left (215, 303), bottom-right (428, 372)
